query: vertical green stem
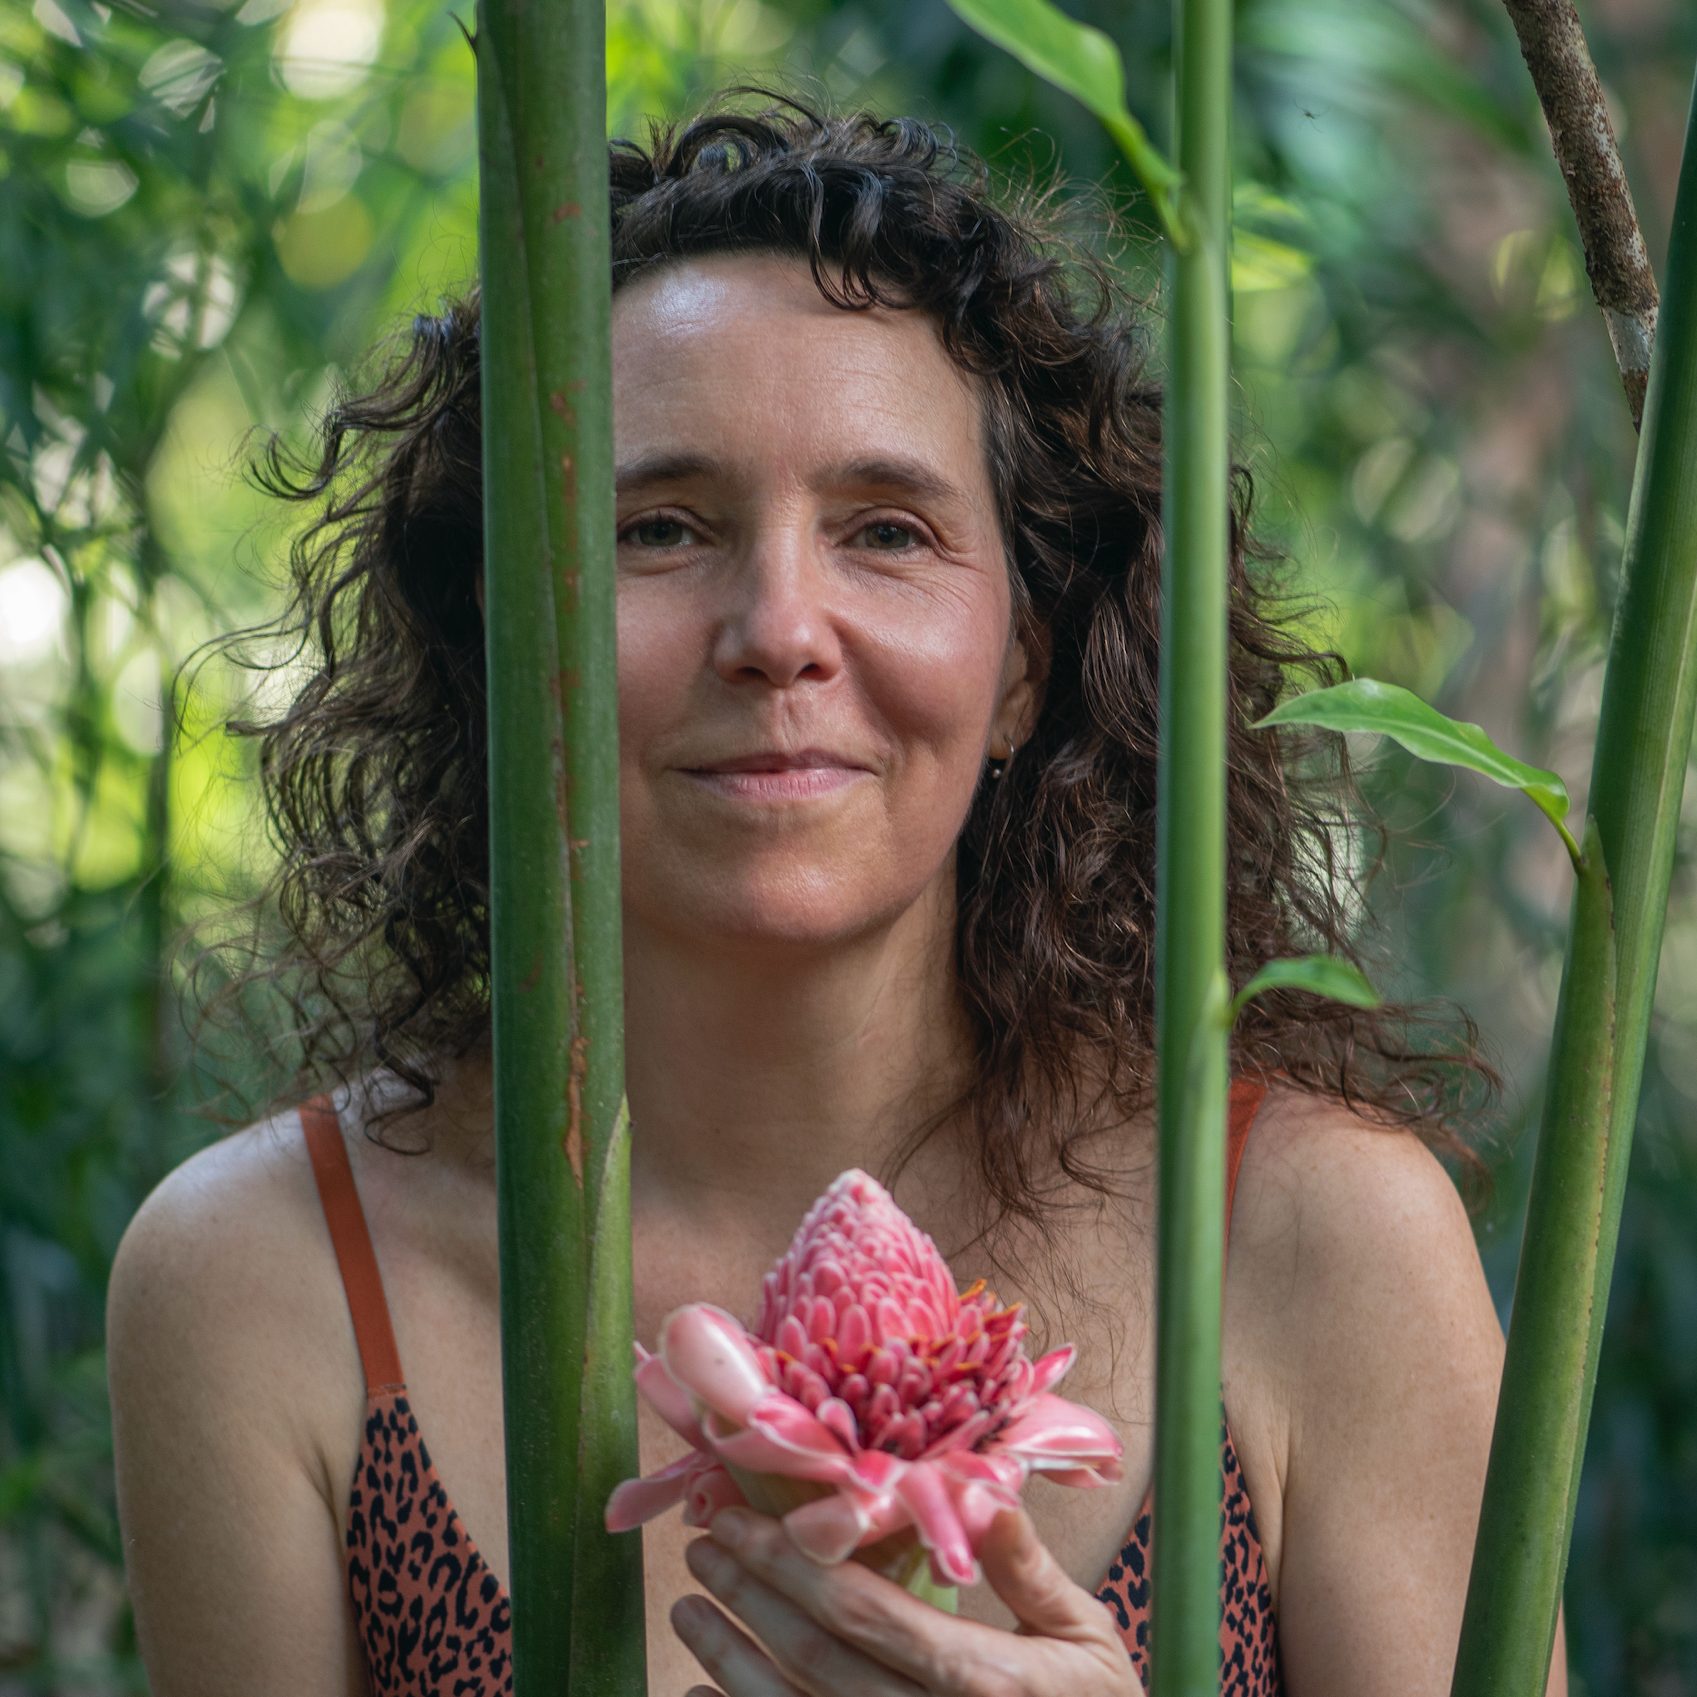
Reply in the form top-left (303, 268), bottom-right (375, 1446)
top-left (1450, 829), bottom-right (1616, 1694)
top-left (1151, 0), bottom-right (1233, 1686)
top-left (1451, 67), bottom-right (1697, 1697)
top-left (477, 0), bottom-right (641, 1691)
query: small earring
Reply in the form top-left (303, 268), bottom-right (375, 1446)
top-left (988, 739), bottom-right (1018, 781)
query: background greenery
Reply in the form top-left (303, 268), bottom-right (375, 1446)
top-left (2, 0), bottom-right (1692, 1689)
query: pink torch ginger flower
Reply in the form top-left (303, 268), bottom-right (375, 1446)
top-left (604, 1169), bottom-right (1123, 1589)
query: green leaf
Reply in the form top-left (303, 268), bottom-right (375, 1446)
top-left (1253, 678), bottom-right (1579, 863)
top-left (1230, 954), bottom-right (1382, 1023)
top-left (942, 0), bottom-right (1183, 241)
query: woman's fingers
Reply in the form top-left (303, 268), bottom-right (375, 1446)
top-left (695, 1511), bottom-right (959, 1691)
top-left (691, 1508), bottom-right (1137, 1696)
top-left (684, 1529), bottom-right (931, 1695)
top-left (672, 1587), bottom-right (806, 1697)
top-left (975, 1506), bottom-right (1125, 1652)
top-left (683, 1507), bottom-right (1138, 1697)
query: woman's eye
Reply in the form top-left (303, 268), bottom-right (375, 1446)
top-left (854, 518), bottom-right (926, 551)
top-left (622, 516), bottom-right (696, 548)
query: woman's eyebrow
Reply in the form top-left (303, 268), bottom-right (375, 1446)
top-left (825, 455), bottom-right (969, 510)
top-left (615, 450), bottom-right (970, 509)
top-left (615, 450), bottom-right (717, 494)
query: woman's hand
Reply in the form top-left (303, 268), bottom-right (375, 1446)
top-left (671, 1505), bottom-right (1140, 1697)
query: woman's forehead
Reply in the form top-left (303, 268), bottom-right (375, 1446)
top-left (610, 252), bottom-right (988, 477)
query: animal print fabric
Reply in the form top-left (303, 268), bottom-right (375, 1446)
top-left (1093, 1418), bottom-right (1283, 1695)
top-left (345, 1391), bottom-right (512, 1695)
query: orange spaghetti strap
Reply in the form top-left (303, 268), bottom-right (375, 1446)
top-left (1224, 1073), bottom-right (1270, 1256)
top-left (300, 1093), bottom-right (406, 1396)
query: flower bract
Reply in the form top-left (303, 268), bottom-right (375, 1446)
top-left (605, 1169), bottom-right (1122, 1588)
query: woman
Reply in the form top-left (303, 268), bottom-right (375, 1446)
top-left (105, 92), bottom-right (1565, 1696)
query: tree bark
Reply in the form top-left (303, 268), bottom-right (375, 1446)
top-left (1502, 0), bottom-right (1659, 429)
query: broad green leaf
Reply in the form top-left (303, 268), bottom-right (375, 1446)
top-left (942, 0), bottom-right (1182, 240)
top-left (1230, 954), bottom-right (1382, 1023)
top-left (1254, 678), bottom-right (1579, 863)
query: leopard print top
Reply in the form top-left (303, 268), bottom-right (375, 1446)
top-left (1094, 1418), bottom-right (1282, 1693)
top-left (344, 1390), bottom-right (512, 1694)
top-left (302, 1080), bottom-right (1283, 1695)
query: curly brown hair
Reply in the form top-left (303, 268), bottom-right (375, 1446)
top-left (178, 86), bottom-right (1496, 1236)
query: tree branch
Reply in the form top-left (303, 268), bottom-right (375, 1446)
top-left (1502, 0), bottom-right (1660, 430)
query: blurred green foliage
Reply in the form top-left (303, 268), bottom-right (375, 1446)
top-left (2, 0), bottom-right (1693, 1689)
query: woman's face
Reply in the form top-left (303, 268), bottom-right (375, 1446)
top-left (612, 251), bottom-right (1039, 951)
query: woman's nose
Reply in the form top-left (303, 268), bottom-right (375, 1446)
top-left (710, 524), bottom-right (844, 688)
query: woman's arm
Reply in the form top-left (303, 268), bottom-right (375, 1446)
top-left (1253, 1105), bottom-right (1568, 1697)
top-left (106, 1136), bottom-right (372, 1696)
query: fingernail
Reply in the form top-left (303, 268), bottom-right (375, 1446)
top-left (710, 1507), bottom-right (750, 1547)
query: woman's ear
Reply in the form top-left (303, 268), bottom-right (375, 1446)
top-left (997, 618), bottom-right (1050, 750)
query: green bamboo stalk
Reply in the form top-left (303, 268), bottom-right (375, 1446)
top-left (476, 0), bottom-right (642, 1691)
top-left (1450, 829), bottom-right (1615, 1693)
top-left (1150, 0), bottom-right (1233, 1684)
top-left (1451, 68), bottom-right (1697, 1697)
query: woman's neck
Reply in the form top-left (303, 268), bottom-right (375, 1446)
top-left (620, 883), bottom-right (977, 1235)
top-left (412, 874), bottom-right (982, 1239)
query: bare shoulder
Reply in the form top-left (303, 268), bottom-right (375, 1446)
top-left (1224, 1078), bottom-right (1516, 1687)
top-left (113, 1105), bottom-right (332, 1306)
top-left (1230, 1080), bottom-right (1500, 1412)
top-left (122, 1102), bottom-right (323, 1227)
top-left (105, 1104), bottom-right (376, 1693)
top-left (107, 1102), bottom-right (355, 1475)
top-left (1230, 1078), bottom-right (1487, 1311)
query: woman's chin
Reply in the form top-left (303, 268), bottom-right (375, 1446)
top-left (682, 901), bottom-right (879, 953)
top-left (627, 878), bottom-right (895, 953)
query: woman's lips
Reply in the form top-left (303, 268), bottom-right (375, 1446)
top-left (682, 766), bottom-right (867, 801)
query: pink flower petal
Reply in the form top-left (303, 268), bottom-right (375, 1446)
top-left (604, 1449), bottom-right (703, 1532)
top-left (660, 1303), bottom-right (772, 1425)
top-left (895, 1461), bottom-right (978, 1587)
top-left (935, 1448), bottom-right (1026, 1493)
top-left (838, 1373), bottom-right (870, 1416)
top-left (1033, 1466), bottom-right (1113, 1488)
top-left (884, 1409), bottom-right (926, 1458)
top-left (683, 1464), bottom-right (747, 1526)
top-left (997, 1357), bottom-right (1035, 1403)
top-left (932, 1406), bottom-right (997, 1455)
top-left (816, 1396), bottom-right (859, 1450)
top-left (908, 1298), bottom-right (942, 1339)
top-left (839, 1302), bottom-right (870, 1360)
top-left (778, 1448), bottom-right (909, 1564)
top-left (846, 1448), bottom-right (905, 1493)
top-left (993, 1393), bottom-right (1124, 1480)
top-left (953, 1477), bottom-right (1022, 1543)
top-left (634, 1343), bottom-right (707, 1447)
top-left (705, 1402), bottom-right (859, 1486)
top-left (1028, 1343), bottom-right (1078, 1398)
top-left (932, 1450), bottom-right (1025, 1541)
top-left (783, 1482), bottom-right (911, 1565)
top-left (867, 1381), bottom-right (900, 1431)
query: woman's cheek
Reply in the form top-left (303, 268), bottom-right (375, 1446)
top-left (861, 604), bottom-right (1009, 786)
top-left (615, 585), bottom-right (687, 745)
